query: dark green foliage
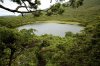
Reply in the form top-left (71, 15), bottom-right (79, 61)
top-left (65, 32), bottom-right (74, 37)
top-left (50, 3), bottom-right (64, 14)
top-left (58, 8), bottom-right (64, 15)
top-left (0, 18), bottom-right (100, 66)
top-left (0, 28), bottom-right (35, 66)
top-left (33, 10), bottom-right (42, 17)
top-left (62, 3), bottom-right (69, 7)
top-left (11, 20), bottom-right (100, 66)
top-left (46, 10), bottom-right (53, 16)
top-left (64, 18), bottom-right (100, 66)
top-left (69, 0), bottom-right (84, 8)
top-left (47, 3), bottom-right (65, 15)
top-left (0, 0), bottom-right (100, 66)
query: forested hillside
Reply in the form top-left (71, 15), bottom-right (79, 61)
top-left (24, 0), bottom-right (100, 23)
top-left (0, 0), bottom-right (100, 66)
top-left (53, 0), bottom-right (100, 22)
top-left (0, 0), bottom-right (100, 28)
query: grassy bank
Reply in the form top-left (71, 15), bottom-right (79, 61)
top-left (0, 15), bottom-right (82, 28)
top-left (36, 20), bottom-right (80, 24)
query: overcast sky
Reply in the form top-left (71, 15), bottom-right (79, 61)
top-left (0, 0), bottom-right (69, 16)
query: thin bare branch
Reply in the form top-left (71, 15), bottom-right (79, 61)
top-left (21, 0), bottom-right (30, 12)
top-left (0, 4), bottom-right (43, 13)
top-left (16, 6), bottom-right (26, 11)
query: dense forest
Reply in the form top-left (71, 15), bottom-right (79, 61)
top-left (0, 0), bottom-right (100, 66)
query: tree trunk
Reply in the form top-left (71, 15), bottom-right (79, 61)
top-left (8, 49), bottom-right (15, 66)
top-left (37, 54), bottom-right (46, 66)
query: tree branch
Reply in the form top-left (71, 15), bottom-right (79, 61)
top-left (16, 6), bottom-right (26, 11)
top-left (21, 0), bottom-right (30, 12)
top-left (0, 4), bottom-right (42, 13)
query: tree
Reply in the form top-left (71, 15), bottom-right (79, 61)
top-left (0, 0), bottom-right (84, 16)
top-left (0, 28), bottom-right (35, 66)
top-left (65, 22), bottom-right (100, 66)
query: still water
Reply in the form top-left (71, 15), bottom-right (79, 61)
top-left (17, 22), bottom-right (84, 37)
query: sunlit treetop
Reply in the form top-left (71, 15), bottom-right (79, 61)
top-left (0, 0), bottom-right (84, 16)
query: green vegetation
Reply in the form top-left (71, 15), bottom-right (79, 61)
top-left (0, 19), bottom-right (100, 66)
top-left (0, 0), bottom-right (100, 28)
top-left (0, 0), bottom-right (100, 66)
top-left (0, 28), bottom-right (35, 66)
top-left (0, 16), bottom-right (36, 28)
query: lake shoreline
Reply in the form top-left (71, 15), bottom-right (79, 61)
top-left (35, 21), bottom-right (80, 25)
top-left (17, 21), bottom-right (81, 28)
top-left (17, 22), bottom-right (84, 37)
